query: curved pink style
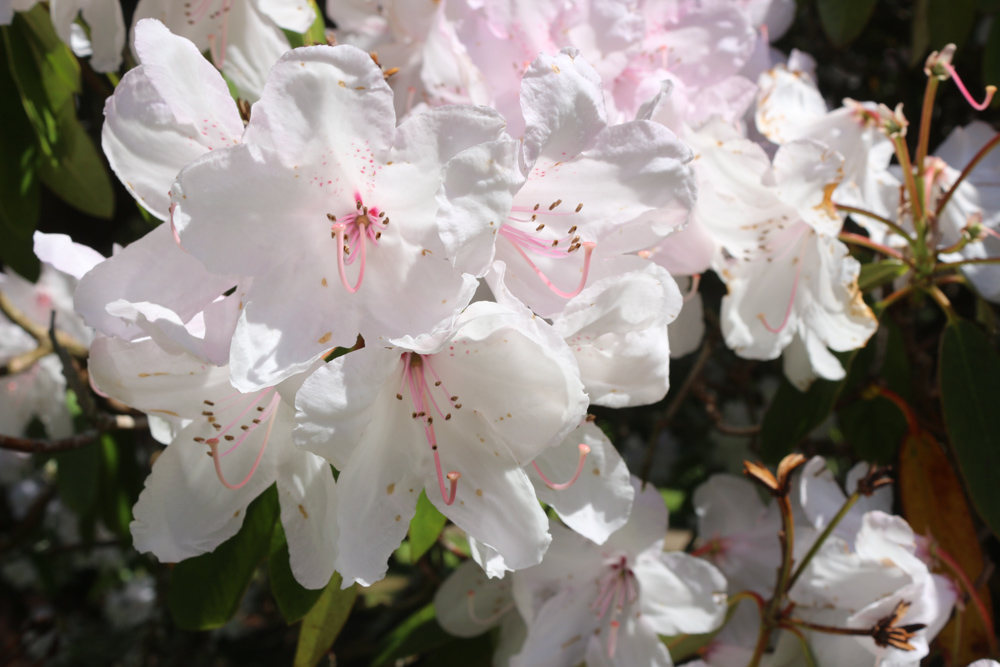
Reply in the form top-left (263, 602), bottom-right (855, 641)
top-left (532, 444), bottom-right (591, 491)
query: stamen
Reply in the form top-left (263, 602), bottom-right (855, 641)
top-left (509, 241), bottom-right (596, 299)
top-left (332, 222), bottom-right (366, 293)
top-left (207, 398), bottom-right (277, 490)
top-left (466, 590), bottom-right (513, 626)
top-left (944, 63), bottom-right (997, 111)
top-left (532, 444), bottom-right (591, 490)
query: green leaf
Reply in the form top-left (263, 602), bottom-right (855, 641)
top-left (38, 116), bottom-right (115, 218)
top-left (53, 441), bottom-right (100, 515)
top-left (293, 572), bottom-right (357, 667)
top-left (421, 634), bottom-right (494, 667)
top-left (841, 395), bottom-right (907, 464)
top-left (760, 375), bottom-right (843, 464)
top-left (816, 0), bottom-right (877, 47)
top-left (0, 30), bottom-right (40, 237)
top-left (97, 433), bottom-right (138, 539)
top-left (169, 486), bottom-right (280, 630)
top-left (0, 233), bottom-right (40, 282)
top-left (4, 7), bottom-right (113, 218)
top-left (858, 259), bottom-right (909, 292)
top-left (939, 318), bottom-right (1000, 537)
top-left (408, 489), bottom-right (447, 562)
top-left (928, 0), bottom-right (976, 50)
top-left (269, 521), bottom-right (325, 624)
top-left (304, 0), bottom-right (327, 45)
top-left (373, 604), bottom-right (452, 666)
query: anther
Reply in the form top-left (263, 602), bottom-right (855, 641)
top-left (450, 396), bottom-right (458, 401)
top-left (256, 406), bottom-right (265, 412)
top-left (455, 403), bottom-right (462, 409)
top-left (327, 213), bottom-right (337, 222)
top-left (575, 203), bottom-right (583, 212)
top-left (202, 411), bottom-right (214, 416)
top-left (549, 199), bottom-right (562, 210)
top-left (193, 437), bottom-right (205, 443)
top-left (252, 418), bottom-right (261, 424)
top-left (567, 225), bottom-right (577, 234)
top-left (536, 224), bottom-right (545, 231)
top-left (224, 435), bottom-right (235, 441)
top-left (533, 203), bottom-right (540, 211)
top-left (356, 200), bottom-right (362, 210)
top-left (435, 381), bottom-right (441, 386)
top-left (445, 414), bottom-right (451, 420)
top-left (203, 400), bottom-right (215, 406)
top-left (397, 393), bottom-right (403, 400)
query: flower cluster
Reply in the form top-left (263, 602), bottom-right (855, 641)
top-left (1, 0), bottom-right (998, 665)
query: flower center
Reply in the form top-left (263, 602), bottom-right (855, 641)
top-left (328, 195), bottom-right (388, 294)
top-left (500, 200), bottom-right (595, 299)
top-left (590, 554), bottom-right (640, 658)
top-left (397, 352), bottom-right (462, 505)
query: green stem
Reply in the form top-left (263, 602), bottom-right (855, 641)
top-left (934, 256), bottom-right (1000, 272)
top-left (777, 623), bottom-right (819, 667)
top-left (834, 204), bottom-right (913, 243)
top-left (787, 493), bottom-right (860, 591)
top-left (916, 77), bottom-right (940, 170)
top-left (926, 284), bottom-right (958, 322)
top-left (895, 136), bottom-right (924, 227)
top-left (876, 285), bottom-right (915, 312)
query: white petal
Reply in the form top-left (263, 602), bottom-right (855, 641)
top-left (219, 0), bottom-right (293, 103)
top-left (254, 0), bottom-right (315, 33)
top-left (33, 231), bottom-right (105, 280)
top-left (276, 446), bottom-right (339, 589)
top-left (772, 139), bottom-right (845, 236)
top-left (584, 614), bottom-right (673, 667)
top-left (636, 552), bottom-right (728, 636)
top-left (529, 422), bottom-right (633, 545)
top-left (434, 558), bottom-right (515, 637)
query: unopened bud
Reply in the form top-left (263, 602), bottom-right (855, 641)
top-left (877, 103), bottom-right (908, 138)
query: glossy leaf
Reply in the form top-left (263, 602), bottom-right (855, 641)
top-left (900, 428), bottom-right (995, 661)
top-left (760, 350), bottom-right (853, 464)
top-left (293, 572), bottom-right (357, 667)
top-left (38, 116), bottom-right (115, 219)
top-left (269, 521), bottom-right (324, 624)
top-left (408, 490), bottom-right (447, 562)
top-left (169, 486), bottom-right (279, 630)
top-left (817, 0), bottom-right (877, 47)
top-left (928, 0), bottom-right (976, 50)
top-left (939, 318), bottom-right (1000, 537)
top-left (373, 604), bottom-right (453, 667)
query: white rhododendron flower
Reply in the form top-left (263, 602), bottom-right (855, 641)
top-left (171, 44), bottom-right (521, 391)
top-left (295, 301), bottom-right (588, 586)
top-left (511, 477), bottom-right (728, 667)
top-left (89, 335), bottom-right (339, 589)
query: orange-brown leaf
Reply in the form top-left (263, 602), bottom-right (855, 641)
top-left (899, 429), bottom-right (994, 664)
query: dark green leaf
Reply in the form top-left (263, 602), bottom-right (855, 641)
top-left (169, 486), bottom-right (279, 630)
top-left (408, 490), bottom-right (447, 562)
top-left (939, 318), bottom-right (1000, 537)
top-left (293, 572), bottom-right (357, 667)
top-left (53, 441), bottom-right (100, 515)
top-left (841, 395), bottom-right (907, 464)
top-left (816, 0), bottom-right (877, 47)
top-left (38, 117), bottom-right (115, 219)
top-left (761, 372), bottom-right (844, 464)
top-left (0, 232), bottom-right (40, 282)
top-left (269, 521), bottom-right (324, 624)
top-left (928, 0), bottom-right (976, 50)
top-left (0, 29), bottom-right (41, 244)
top-left (97, 433), bottom-right (136, 538)
top-left (373, 604), bottom-right (453, 667)
top-left (977, 0), bottom-right (1000, 12)
top-left (858, 259), bottom-right (909, 292)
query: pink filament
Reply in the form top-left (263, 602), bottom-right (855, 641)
top-left (532, 444), bottom-right (591, 491)
top-left (403, 353), bottom-right (461, 506)
top-left (508, 240), bottom-right (595, 299)
top-left (944, 63), bottom-right (997, 111)
top-left (758, 247), bottom-right (804, 334)
top-left (214, 389), bottom-right (271, 449)
top-left (207, 393), bottom-right (279, 490)
top-left (207, 0), bottom-right (233, 68)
